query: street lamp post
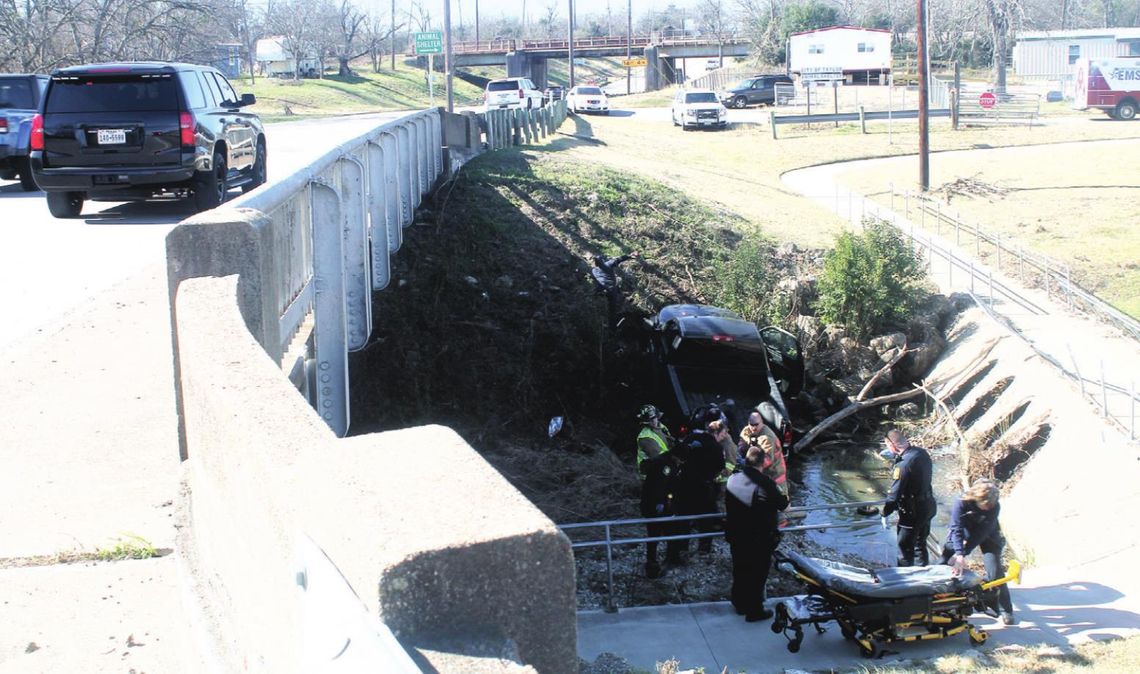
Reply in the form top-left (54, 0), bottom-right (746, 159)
top-left (626, 0), bottom-right (631, 95)
top-left (917, 0), bottom-right (930, 190)
top-left (568, 0), bottom-right (575, 88)
top-left (444, 0), bottom-right (454, 112)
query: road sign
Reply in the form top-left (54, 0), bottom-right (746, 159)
top-left (979, 91), bottom-right (997, 109)
top-left (414, 31), bottom-right (442, 54)
top-left (622, 57), bottom-right (648, 68)
top-left (801, 66), bottom-right (843, 82)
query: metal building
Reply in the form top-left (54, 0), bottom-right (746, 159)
top-left (1014, 28), bottom-right (1140, 79)
top-left (788, 26), bottom-right (892, 84)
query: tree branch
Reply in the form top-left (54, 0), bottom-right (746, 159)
top-left (855, 344), bottom-right (911, 402)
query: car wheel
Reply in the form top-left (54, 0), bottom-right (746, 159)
top-left (733, 96), bottom-right (748, 109)
top-left (46, 191), bottom-right (84, 218)
top-left (193, 150), bottom-right (227, 212)
top-left (242, 139), bottom-right (267, 194)
top-left (1116, 100), bottom-right (1137, 120)
top-left (16, 158), bottom-right (37, 191)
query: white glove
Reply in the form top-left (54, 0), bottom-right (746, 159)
top-left (880, 516), bottom-right (888, 530)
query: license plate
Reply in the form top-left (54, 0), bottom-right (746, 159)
top-left (97, 129), bottom-right (127, 145)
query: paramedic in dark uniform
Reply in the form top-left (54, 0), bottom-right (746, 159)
top-left (725, 444), bottom-right (789, 621)
top-left (941, 479), bottom-right (1016, 625)
top-left (881, 429), bottom-right (937, 566)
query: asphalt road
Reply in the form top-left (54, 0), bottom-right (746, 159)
top-left (0, 111), bottom-right (406, 353)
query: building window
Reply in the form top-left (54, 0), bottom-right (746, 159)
top-left (1127, 40), bottom-right (1140, 56)
top-left (808, 44), bottom-right (824, 54)
top-left (857, 42), bottom-right (874, 53)
top-left (1068, 44), bottom-right (1081, 64)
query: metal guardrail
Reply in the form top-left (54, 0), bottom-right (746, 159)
top-left (558, 499), bottom-right (931, 612)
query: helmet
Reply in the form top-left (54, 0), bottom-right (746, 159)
top-left (637, 404), bottom-right (661, 423)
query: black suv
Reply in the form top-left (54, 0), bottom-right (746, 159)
top-left (719, 74), bottom-right (794, 108)
top-left (0, 74), bottom-right (49, 190)
top-left (30, 62), bottom-right (266, 218)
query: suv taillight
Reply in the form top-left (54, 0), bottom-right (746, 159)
top-left (0, 117), bottom-right (7, 133)
top-left (29, 114), bottom-right (43, 151)
top-left (179, 111), bottom-right (195, 146)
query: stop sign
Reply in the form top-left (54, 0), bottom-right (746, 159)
top-left (979, 91), bottom-right (997, 109)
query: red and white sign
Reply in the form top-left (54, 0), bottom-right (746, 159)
top-left (979, 91), bottom-right (997, 109)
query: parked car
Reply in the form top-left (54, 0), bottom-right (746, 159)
top-left (566, 85), bottom-right (610, 114)
top-left (0, 74), bottom-right (49, 191)
top-left (719, 74), bottom-right (795, 108)
top-left (671, 89), bottom-right (728, 130)
top-left (30, 61), bottom-right (266, 218)
top-left (544, 85), bottom-right (565, 102)
top-left (643, 304), bottom-right (804, 447)
top-left (484, 77), bottom-right (545, 111)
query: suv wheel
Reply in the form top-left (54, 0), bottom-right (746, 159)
top-left (16, 158), bottom-right (37, 191)
top-left (193, 151), bottom-right (227, 211)
top-left (733, 96), bottom-right (748, 109)
top-left (46, 191), bottom-right (84, 218)
top-left (242, 140), bottom-right (267, 194)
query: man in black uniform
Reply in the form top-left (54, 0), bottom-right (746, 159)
top-left (673, 407), bottom-right (729, 556)
top-left (725, 445), bottom-right (789, 621)
top-left (881, 429), bottom-right (937, 566)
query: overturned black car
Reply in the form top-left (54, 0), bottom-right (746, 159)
top-left (643, 304), bottom-right (804, 448)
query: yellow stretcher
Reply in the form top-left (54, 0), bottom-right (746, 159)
top-left (771, 549), bottom-right (1021, 658)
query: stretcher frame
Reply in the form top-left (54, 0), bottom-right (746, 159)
top-left (770, 550), bottom-right (1022, 658)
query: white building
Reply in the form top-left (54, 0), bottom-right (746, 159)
top-left (1014, 27), bottom-right (1140, 79)
top-left (788, 26), bottom-right (892, 84)
top-left (255, 37), bottom-right (320, 78)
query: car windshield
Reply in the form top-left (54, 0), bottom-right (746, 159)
top-left (577, 87), bottom-right (603, 95)
top-left (0, 79), bottom-right (36, 109)
top-left (685, 92), bottom-right (718, 104)
top-left (46, 75), bottom-right (179, 113)
top-left (730, 79), bottom-right (756, 90)
top-left (487, 80), bottom-right (521, 91)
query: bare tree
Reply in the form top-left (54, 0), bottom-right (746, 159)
top-left (266, 0), bottom-right (323, 80)
top-left (333, 0), bottom-right (367, 76)
top-left (981, 0), bottom-right (1021, 92)
top-left (537, 0), bottom-right (560, 39)
top-left (697, 0), bottom-right (737, 64)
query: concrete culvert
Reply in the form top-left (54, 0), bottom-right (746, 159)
top-left (956, 375), bottom-right (1014, 430)
top-left (980, 400), bottom-right (1032, 448)
top-left (942, 360), bottom-right (999, 410)
top-left (993, 423), bottom-right (1053, 483)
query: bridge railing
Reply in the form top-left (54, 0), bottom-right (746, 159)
top-left (164, 102), bottom-right (575, 672)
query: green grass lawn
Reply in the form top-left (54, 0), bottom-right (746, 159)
top-left (234, 62), bottom-right (485, 120)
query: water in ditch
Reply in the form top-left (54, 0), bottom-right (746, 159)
top-left (789, 441), bottom-right (962, 567)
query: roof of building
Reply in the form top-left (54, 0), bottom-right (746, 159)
top-left (1016, 27), bottom-right (1140, 42)
top-left (790, 25), bottom-right (892, 38)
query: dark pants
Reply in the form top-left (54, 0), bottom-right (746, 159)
top-left (730, 538), bottom-right (775, 617)
top-left (897, 509), bottom-right (935, 566)
top-left (646, 516), bottom-right (683, 565)
top-left (675, 486), bottom-right (719, 553)
top-left (940, 540), bottom-right (1014, 615)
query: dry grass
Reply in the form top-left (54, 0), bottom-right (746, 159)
top-left (837, 634), bottom-right (1140, 673)
top-left (833, 139), bottom-right (1140, 318)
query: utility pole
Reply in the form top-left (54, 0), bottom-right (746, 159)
top-left (475, 0), bottom-right (480, 44)
top-left (390, 0), bottom-right (396, 70)
top-left (568, 0), bottom-right (576, 88)
top-left (626, 0), bottom-right (631, 94)
top-left (444, 0), bottom-right (454, 112)
top-left (916, 0), bottom-right (930, 191)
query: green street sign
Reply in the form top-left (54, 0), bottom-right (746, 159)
top-left (414, 31), bottom-right (443, 54)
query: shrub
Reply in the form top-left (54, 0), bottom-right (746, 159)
top-left (816, 218), bottom-right (927, 340)
top-left (709, 238), bottom-right (779, 325)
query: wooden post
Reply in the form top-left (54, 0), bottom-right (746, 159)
top-left (859, 105), bottom-right (866, 133)
top-left (770, 111), bottom-right (777, 139)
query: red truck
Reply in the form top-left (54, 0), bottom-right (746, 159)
top-left (1073, 57), bottom-right (1140, 120)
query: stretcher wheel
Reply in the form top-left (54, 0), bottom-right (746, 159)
top-left (858, 639), bottom-right (879, 659)
top-left (787, 638), bottom-right (801, 653)
top-left (771, 603), bottom-right (789, 633)
top-left (839, 622), bottom-right (856, 640)
top-left (968, 626), bottom-right (988, 646)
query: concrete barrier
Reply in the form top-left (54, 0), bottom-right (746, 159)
top-left (173, 273), bottom-right (577, 672)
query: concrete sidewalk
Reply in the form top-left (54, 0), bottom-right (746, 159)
top-left (578, 562), bottom-right (1140, 672)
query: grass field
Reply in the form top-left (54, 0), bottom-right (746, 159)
top-left (833, 139), bottom-right (1140, 318)
top-left (235, 62), bottom-right (485, 121)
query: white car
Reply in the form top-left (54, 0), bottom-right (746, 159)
top-left (484, 77), bottom-right (545, 111)
top-left (566, 86), bottom-right (610, 114)
top-left (671, 89), bottom-right (728, 130)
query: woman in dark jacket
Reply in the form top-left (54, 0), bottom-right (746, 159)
top-left (725, 445), bottom-right (789, 622)
top-left (940, 479), bottom-right (1016, 624)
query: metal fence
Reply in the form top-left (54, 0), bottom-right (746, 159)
top-left (557, 498), bottom-right (936, 612)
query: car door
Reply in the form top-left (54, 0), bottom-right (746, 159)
top-left (747, 79), bottom-right (763, 104)
top-left (758, 326), bottom-right (804, 396)
top-left (211, 72), bottom-right (254, 171)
